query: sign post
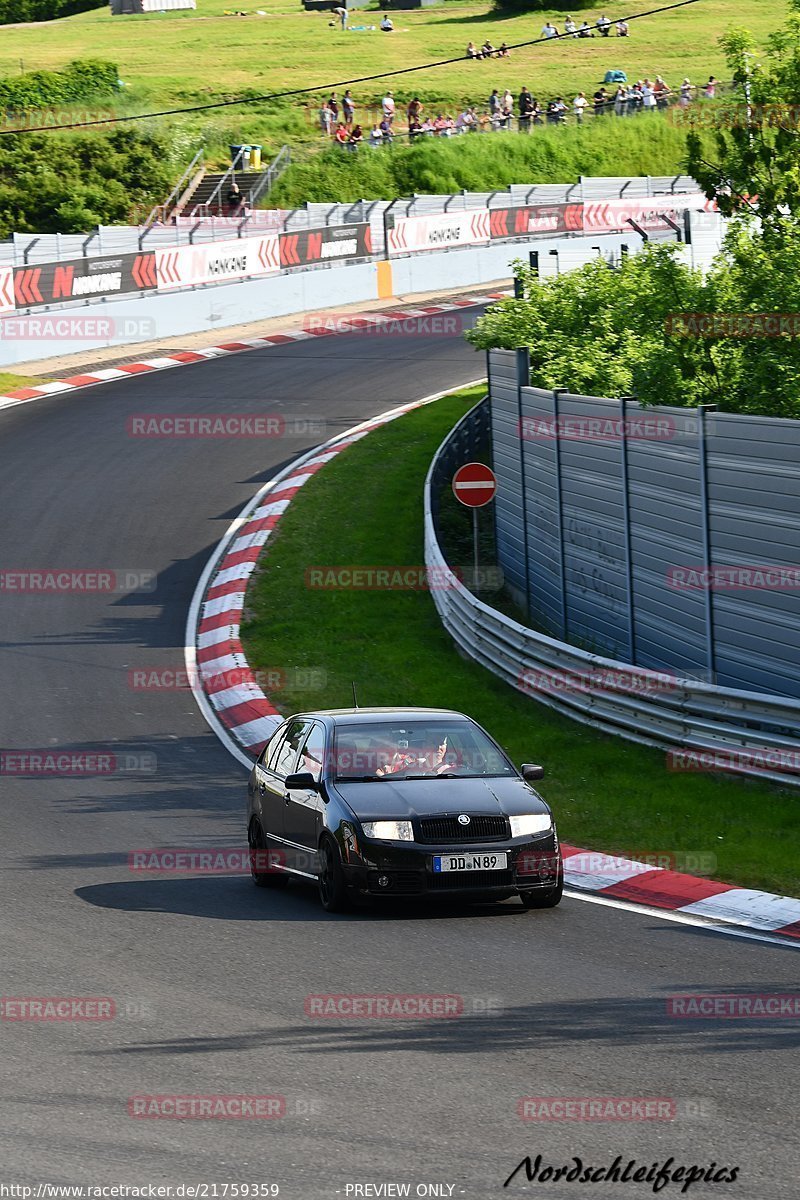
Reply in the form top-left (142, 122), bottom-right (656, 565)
top-left (452, 462), bottom-right (498, 596)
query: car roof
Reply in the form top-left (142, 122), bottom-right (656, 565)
top-left (293, 707), bottom-right (468, 726)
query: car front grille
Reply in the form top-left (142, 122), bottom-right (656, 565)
top-left (416, 814), bottom-right (509, 843)
top-left (428, 869), bottom-right (515, 890)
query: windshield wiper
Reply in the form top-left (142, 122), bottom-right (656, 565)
top-left (336, 774), bottom-right (385, 782)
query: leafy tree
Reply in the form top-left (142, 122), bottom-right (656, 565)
top-left (687, 1), bottom-right (800, 238)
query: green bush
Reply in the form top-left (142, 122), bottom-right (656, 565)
top-left (269, 119), bottom-right (706, 206)
top-left (0, 0), bottom-right (104, 24)
top-left (466, 238), bottom-right (800, 419)
top-left (0, 127), bottom-right (174, 235)
top-left (0, 59), bottom-right (119, 114)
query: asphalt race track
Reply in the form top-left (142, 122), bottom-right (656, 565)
top-left (0, 312), bottom-right (798, 1199)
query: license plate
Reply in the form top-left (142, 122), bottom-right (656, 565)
top-left (432, 853), bottom-right (508, 873)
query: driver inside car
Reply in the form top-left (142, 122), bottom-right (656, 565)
top-left (376, 734), bottom-right (456, 776)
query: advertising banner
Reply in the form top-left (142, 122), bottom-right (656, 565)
top-left (13, 252), bottom-right (156, 310)
top-left (581, 193), bottom-right (712, 233)
top-left (155, 235), bottom-right (280, 291)
top-left (0, 267), bottom-right (14, 316)
top-left (279, 223), bottom-right (371, 268)
top-left (387, 210), bottom-right (492, 256)
top-left (488, 204), bottom-right (584, 240)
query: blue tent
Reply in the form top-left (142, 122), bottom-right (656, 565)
top-left (604, 69), bottom-right (628, 83)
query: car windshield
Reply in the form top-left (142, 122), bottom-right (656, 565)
top-left (332, 719), bottom-right (515, 781)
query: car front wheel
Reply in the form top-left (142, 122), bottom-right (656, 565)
top-left (318, 836), bottom-right (350, 913)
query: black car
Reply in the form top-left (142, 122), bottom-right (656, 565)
top-left (246, 707), bottom-right (563, 912)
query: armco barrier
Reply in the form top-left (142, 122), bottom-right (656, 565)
top-left (424, 400), bottom-right (800, 789)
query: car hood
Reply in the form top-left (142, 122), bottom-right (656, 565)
top-left (332, 775), bottom-right (549, 821)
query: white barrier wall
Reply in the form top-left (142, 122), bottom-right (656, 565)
top-left (0, 216), bottom-right (726, 370)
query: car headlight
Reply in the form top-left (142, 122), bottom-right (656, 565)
top-left (510, 813), bottom-right (552, 838)
top-left (361, 820), bottom-right (414, 842)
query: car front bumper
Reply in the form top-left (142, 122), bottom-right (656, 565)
top-left (342, 836), bottom-right (561, 898)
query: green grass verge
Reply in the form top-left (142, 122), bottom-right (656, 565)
top-left (0, 371), bottom-right (51, 391)
top-left (241, 386), bottom-right (800, 898)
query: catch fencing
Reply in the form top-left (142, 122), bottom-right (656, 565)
top-left (425, 398), bottom-right (800, 788)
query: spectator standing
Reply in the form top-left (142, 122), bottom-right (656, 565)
top-left (379, 115), bottom-right (394, 141)
top-left (319, 98), bottom-right (333, 137)
top-left (614, 85), bottom-right (628, 117)
top-left (573, 91), bottom-right (587, 123)
top-left (333, 4), bottom-right (347, 29)
top-left (564, 15), bottom-right (577, 36)
top-left (502, 87), bottom-right (514, 112)
top-left (407, 97), bottom-right (422, 123)
top-left (704, 76), bottom-right (717, 98)
top-left (627, 81), bottom-right (643, 115)
top-left (597, 13), bottom-right (611, 35)
top-left (542, 20), bottom-right (558, 39)
top-left (518, 85), bottom-right (534, 132)
top-left (226, 182), bottom-right (243, 216)
top-left (489, 88), bottom-right (501, 119)
top-left (642, 79), bottom-right (656, 111)
top-left (382, 91), bottom-right (396, 124)
top-left (369, 123), bottom-right (383, 146)
top-left (680, 78), bottom-right (693, 107)
top-left (531, 97), bottom-right (543, 125)
top-left (342, 89), bottom-right (355, 128)
top-left (408, 118), bottom-right (423, 140)
top-left (616, 19), bottom-right (629, 36)
top-left (329, 92), bottom-right (339, 120)
top-left (654, 77), bottom-right (670, 109)
top-left (593, 86), bottom-right (608, 115)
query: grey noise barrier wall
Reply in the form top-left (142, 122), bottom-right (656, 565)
top-left (425, 396), bottom-right (800, 788)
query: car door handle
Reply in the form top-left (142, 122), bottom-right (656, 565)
top-left (284, 793), bottom-right (291, 804)
top-left (258, 782), bottom-right (267, 794)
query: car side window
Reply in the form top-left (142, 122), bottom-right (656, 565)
top-left (271, 718), bottom-right (311, 779)
top-left (297, 722), bottom-right (326, 783)
top-left (258, 723), bottom-right (287, 768)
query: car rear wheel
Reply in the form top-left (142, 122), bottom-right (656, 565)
top-left (520, 873), bottom-right (563, 908)
top-left (249, 819), bottom-right (288, 889)
top-left (318, 836), bottom-right (350, 913)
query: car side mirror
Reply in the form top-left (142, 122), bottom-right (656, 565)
top-left (521, 763), bottom-right (545, 781)
top-left (284, 771), bottom-right (319, 792)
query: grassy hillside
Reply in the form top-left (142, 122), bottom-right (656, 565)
top-left (0, 0), bottom-right (789, 172)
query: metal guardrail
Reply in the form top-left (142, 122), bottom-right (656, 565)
top-left (424, 399), bottom-right (800, 789)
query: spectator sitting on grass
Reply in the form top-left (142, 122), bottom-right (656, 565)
top-left (379, 116), bottom-right (394, 140)
top-left (334, 122), bottom-right (349, 145)
top-left (578, 20), bottom-right (593, 37)
top-left (348, 123), bottom-right (363, 149)
top-left (481, 39), bottom-right (495, 57)
top-left (380, 14), bottom-right (394, 30)
top-left (616, 19), bottom-right (629, 36)
top-left (596, 13), bottom-right (611, 35)
top-left (467, 41), bottom-right (480, 59)
top-left (564, 15), bottom-right (577, 36)
top-left (498, 42), bottom-right (510, 57)
top-left (408, 117), bottom-right (423, 140)
top-left (542, 20), bottom-right (558, 38)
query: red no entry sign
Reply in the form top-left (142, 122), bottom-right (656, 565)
top-left (452, 462), bottom-right (497, 508)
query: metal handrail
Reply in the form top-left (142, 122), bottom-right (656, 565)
top-left (248, 145), bottom-right (291, 208)
top-left (424, 400), bottom-right (800, 790)
top-left (144, 148), bottom-right (204, 228)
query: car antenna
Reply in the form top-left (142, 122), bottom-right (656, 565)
top-left (351, 681), bottom-right (359, 709)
